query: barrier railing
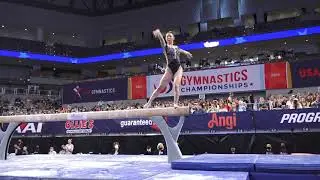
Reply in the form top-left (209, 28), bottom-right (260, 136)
top-left (0, 87), bottom-right (60, 97)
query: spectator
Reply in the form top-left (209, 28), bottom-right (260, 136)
top-left (112, 142), bottom-right (120, 155)
top-left (144, 145), bottom-right (153, 155)
top-left (156, 143), bottom-right (166, 155)
top-left (207, 100), bottom-right (220, 112)
top-left (292, 97), bottom-right (302, 109)
top-left (14, 139), bottom-right (23, 155)
top-left (311, 95), bottom-right (320, 108)
top-left (230, 147), bottom-right (236, 154)
top-left (59, 145), bottom-right (66, 154)
top-left (33, 145), bottom-right (40, 154)
top-left (49, 147), bottom-right (57, 155)
top-left (265, 144), bottom-right (273, 155)
top-left (22, 146), bottom-right (29, 155)
top-left (279, 143), bottom-right (288, 155)
top-left (65, 139), bottom-right (74, 154)
top-left (286, 96), bottom-right (294, 109)
top-left (238, 98), bottom-right (247, 112)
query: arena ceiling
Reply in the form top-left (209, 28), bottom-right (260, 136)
top-left (1, 0), bottom-right (179, 16)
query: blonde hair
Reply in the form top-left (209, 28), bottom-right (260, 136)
top-left (157, 143), bottom-right (164, 150)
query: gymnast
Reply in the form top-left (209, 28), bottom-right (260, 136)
top-left (144, 29), bottom-right (193, 108)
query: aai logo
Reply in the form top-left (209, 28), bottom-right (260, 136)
top-left (16, 123), bottom-right (43, 134)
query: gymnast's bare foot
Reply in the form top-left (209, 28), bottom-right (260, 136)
top-left (173, 103), bottom-right (180, 108)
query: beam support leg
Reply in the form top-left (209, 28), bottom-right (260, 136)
top-left (0, 123), bottom-right (20, 160)
top-left (151, 116), bottom-right (185, 163)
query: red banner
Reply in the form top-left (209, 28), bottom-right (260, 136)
top-left (264, 62), bottom-right (291, 89)
top-left (128, 76), bottom-right (147, 99)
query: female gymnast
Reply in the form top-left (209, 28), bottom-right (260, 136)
top-left (144, 29), bottom-right (193, 108)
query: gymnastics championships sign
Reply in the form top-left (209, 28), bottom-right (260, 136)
top-left (146, 64), bottom-right (265, 97)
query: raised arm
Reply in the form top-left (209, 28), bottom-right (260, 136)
top-left (153, 29), bottom-right (166, 49)
top-left (179, 48), bottom-right (193, 59)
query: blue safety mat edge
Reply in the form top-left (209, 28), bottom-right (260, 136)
top-left (171, 154), bottom-right (320, 174)
top-left (171, 161), bottom-right (255, 171)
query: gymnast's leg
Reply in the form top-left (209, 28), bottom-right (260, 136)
top-left (144, 68), bottom-right (173, 108)
top-left (173, 66), bottom-right (183, 108)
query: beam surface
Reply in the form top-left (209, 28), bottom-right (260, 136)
top-left (0, 107), bottom-right (190, 123)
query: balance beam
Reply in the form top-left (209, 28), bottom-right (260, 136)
top-left (0, 106), bottom-right (190, 162)
top-left (0, 106), bottom-right (190, 123)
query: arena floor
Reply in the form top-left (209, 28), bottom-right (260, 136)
top-left (0, 154), bottom-right (248, 180)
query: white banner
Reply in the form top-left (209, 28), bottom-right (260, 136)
top-left (147, 64), bottom-right (265, 97)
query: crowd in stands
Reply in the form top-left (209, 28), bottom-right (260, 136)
top-left (0, 96), bottom-right (61, 116)
top-left (1, 91), bottom-right (319, 116)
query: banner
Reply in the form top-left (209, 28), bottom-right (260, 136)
top-left (11, 111), bottom-right (254, 137)
top-left (290, 60), bottom-right (320, 88)
top-left (62, 78), bottom-right (128, 104)
top-left (254, 108), bottom-right (320, 132)
top-left (264, 62), bottom-right (291, 89)
top-left (182, 111), bottom-right (254, 133)
top-left (147, 64), bottom-right (265, 97)
top-left (128, 76), bottom-right (147, 99)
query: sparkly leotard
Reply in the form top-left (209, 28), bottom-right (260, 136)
top-left (165, 45), bottom-right (181, 75)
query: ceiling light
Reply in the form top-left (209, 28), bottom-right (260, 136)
top-left (284, 41), bottom-right (287, 45)
top-left (52, 32), bottom-right (55, 35)
top-left (1, 25), bottom-right (4, 28)
top-left (305, 39), bottom-right (309, 42)
top-left (24, 28), bottom-right (28, 31)
top-left (72, 35), bottom-right (75, 38)
top-left (225, 49), bottom-right (228, 52)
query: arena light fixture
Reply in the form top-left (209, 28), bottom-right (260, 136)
top-left (0, 26), bottom-right (319, 64)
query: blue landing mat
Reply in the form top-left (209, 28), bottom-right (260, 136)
top-left (145, 171), bottom-right (249, 180)
top-left (255, 155), bottom-right (320, 173)
top-left (171, 154), bottom-right (258, 172)
top-left (250, 172), bottom-right (320, 180)
top-left (171, 154), bottom-right (320, 174)
top-left (0, 155), bottom-right (250, 180)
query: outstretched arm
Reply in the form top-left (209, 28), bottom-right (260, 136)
top-left (153, 29), bottom-right (168, 64)
top-left (153, 29), bottom-right (166, 49)
top-left (179, 48), bottom-right (193, 59)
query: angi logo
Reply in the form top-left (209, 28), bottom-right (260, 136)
top-left (153, 82), bottom-right (173, 94)
top-left (208, 113), bottom-right (236, 130)
top-left (16, 123), bottom-right (43, 134)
